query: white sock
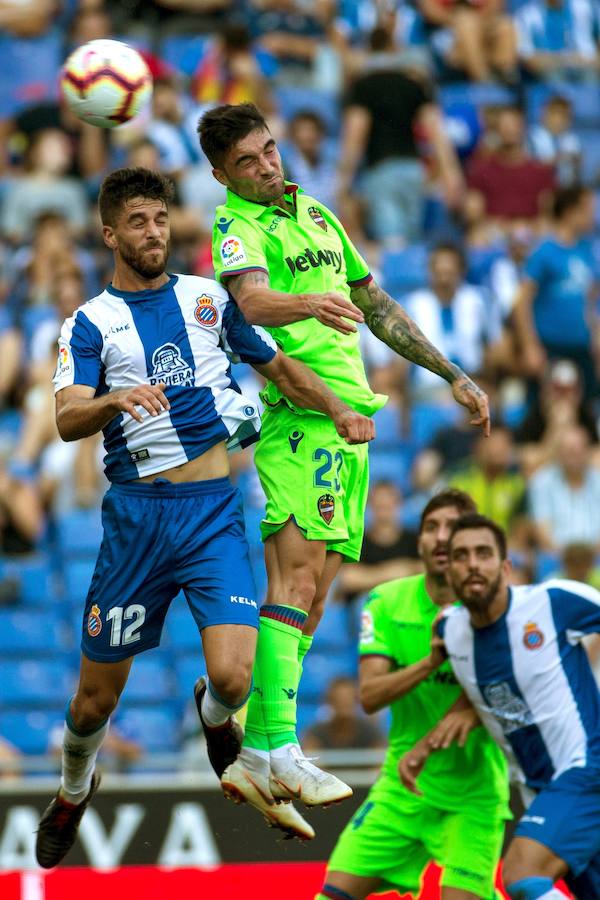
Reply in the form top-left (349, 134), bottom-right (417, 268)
top-left (60, 718), bottom-right (109, 804)
top-left (201, 679), bottom-right (244, 727)
top-left (241, 747), bottom-right (270, 763)
top-left (271, 742), bottom-right (302, 762)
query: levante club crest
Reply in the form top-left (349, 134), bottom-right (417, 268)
top-left (308, 206), bottom-right (327, 231)
top-left (523, 621), bottom-right (544, 650)
top-left (318, 493), bottom-right (335, 524)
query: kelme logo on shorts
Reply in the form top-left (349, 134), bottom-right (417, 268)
top-left (285, 247), bottom-right (343, 277)
top-left (317, 493), bottom-right (335, 524)
top-left (87, 604), bottom-right (102, 637)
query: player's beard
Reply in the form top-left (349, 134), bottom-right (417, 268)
top-left (117, 236), bottom-right (170, 279)
top-left (459, 572), bottom-right (503, 613)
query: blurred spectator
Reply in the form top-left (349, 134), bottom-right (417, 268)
top-left (558, 542), bottom-right (600, 589)
top-left (528, 425), bottom-right (600, 551)
top-left (281, 111), bottom-right (338, 213)
top-left (416, 0), bottom-right (517, 83)
top-left (191, 21), bottom-right (273, 109)
top-left (146, 77), bottom-right (204, 177)
top-left (303, 677), bottom-right (384, 752)
top-left (0, 463), bottom-right (43, 553)
top-left (449, 427), bottom-right (526, 533)
top-left (339, 26), bottom-right (463, 247)
top-left (338, 481), bottom-right (420, 602)
top-left (0, 736), bottom-right (21, 780)
top-left (514, 359), bottom-right (599, 474)
top-left (487, 220), bottom-right (535, 322)
top-left (466, 105), bottom-right (556, 224)
top-left (404, 244), bottom-right (501, 402)
top-left (528, 95), bottom-right (581, 187)
top-left (1, 128), bottom-right (90, 244)
top-left (0, 312), bottom-right (22, 408)
top-left (512, 185), bottom-right (599, 398)
top-left (516, 0), bottom-right (600, 82)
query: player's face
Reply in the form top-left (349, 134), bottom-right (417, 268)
top-left (447, 527), bottom-right (507, 611)
top-left (418, 505), bottom-right (463, 579)
top-left (106, 197), bottom-right (170, 279)
top-left (215, 128), bottom-right (286, 203)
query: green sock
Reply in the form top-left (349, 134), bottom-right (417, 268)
top-left (256, 604), bottom-right (308, 750)
top-left (242, 658), bottom-right (270, 752)
top-left (298, 633), bottom-right (313, 678)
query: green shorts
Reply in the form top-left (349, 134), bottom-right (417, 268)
top-left (254, 403), bottom-right (369, 561)
top-left (327, 778), bottom-right (505, 898)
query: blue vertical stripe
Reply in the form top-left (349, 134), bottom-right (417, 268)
top-left (98, 362), bottom-right (141, 482)
top-left (71, 311), bottom-right (103, 388)
top-left (473, 607), bottom-right (555, 789)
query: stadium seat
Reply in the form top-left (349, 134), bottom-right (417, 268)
top-left (526, 83), bottom-right (600, 127)
top-left (159, 34), bottom-right (208, 77)
top-left (274, 86), bottom-right (340, 136)
top-left (0, 710), bottom-right (64, 755)
top-left (56, 508), bottom-right (103, 558)
top-left (439, 82), bottom-right (517, 112)
top-left (0, 659), bottom-right (75, 707)
top-left (62, 558), bottom-right (97, 603)
top-left (164, 603), bottom-right (202, 653)
top-left (410, 403), bottom-right (461, 450)
top-left (369, 448), bottom-right (413, 493)
top-left (300, 651), bottom-right (358, 704)
top-left (297, 701), bottom-right (322, 740)
top-left (467, 244), bottom-right (505, 285)
top-left (0, 610), bottom-right (69, 655)
top-left (312, 603), bottom-right (354, 654)
top-left (381, 244), bottom-right (428, 297)
top-left (371, 404), bottom-right (403, 448)
top-left (577, 129), bottom-right (600, 185)
top-left (117, 705), bottom-right (181, 753)
top-left (3, 554), bottom-right (57, 606)
top-left (173, 654), bottom-right (206, 700)
top-left (124, 656), bottom-right (175, 703)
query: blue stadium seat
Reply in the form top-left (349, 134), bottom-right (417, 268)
top-left (381, 244), bottom-right (428, 297)
top-left (164, 603), bottom-right (202, 653)
top-left (297, 701), bottom-right (321, 740)
top-left (3, 554), bottom-right (57, 606)
top-left (467, 244), bottom-right (505, 285)
top-left (369, 448), bottom-right (413, 493)
top-left (117, 705), bottom-right (181, 753)
top-left (275, 86), bottom-right (340, 136)
top-left (300, 651), bottom-right (358, 704)
top-left (0, 710), bottom-right (64, 754)
top-left (526, 83), bottom-right (600, 127)
top-left (124, 657), bottom-right (175, 703)
top-left (410, 403), bottom-right (461, 450)
top-left (0, 610), bottom-right (69, 655)
top-left (576, 129), bottom-right (600, 185)
top-left (312, 603), bottom-right (354, 653)
top-left (56, 508), bottom-right (103, 558)
top-left (439, 82), bottom-right (517, 112)
top-left (0, 659), bottom-right (75, 707)
top-left (174, 654), bottom-right (206, 700)
top-left (63, 558), bottom-right (97, 603)
top-left (371, 404), bottom-right (403, 448)
top-left (159, 34), bottom-right (208, 77)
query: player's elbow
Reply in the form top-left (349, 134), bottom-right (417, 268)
top-left (56, 413), bottom-right (80, 442)
top-left (359, 686), bottom-right (378, 715)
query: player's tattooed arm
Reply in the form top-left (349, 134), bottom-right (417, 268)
top-left (225, 270), bottom-right (363, 334)
top-left (350, 280), bottom-right (491, 435)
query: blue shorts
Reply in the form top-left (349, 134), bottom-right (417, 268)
top-left (516, 764), bottom-right (600, 889)
top-left (81, 477), bottom-right (258, 662)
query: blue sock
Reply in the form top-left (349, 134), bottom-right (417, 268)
top-left (319, 885), bottom-right (357, 900)
top-left (506, 877), bottom-right (558, 899)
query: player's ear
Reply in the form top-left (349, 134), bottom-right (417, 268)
top-left (102, 225), bottom-right (118, 251)
top-left (212, 167), bottom-right (228, 188)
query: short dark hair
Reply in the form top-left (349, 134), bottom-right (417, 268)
top-left (418, 489), bottom-right (477, 533)
top-left (430, 242), bottom-right (466, 273)
top-left (290, 109), bottom-right (326, 134)
top-left (197, 103), bottom-right (269, 168)
top-left (98, 167), bottom-right (174, 226)
top-left (449, 513), bottom-right (507, 559)
top-left (552, 184), bottom-right (590, 220)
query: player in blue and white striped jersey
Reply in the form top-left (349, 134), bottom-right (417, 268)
top-left (400, 513), bottom-right (600, 900)
top-left (36, 167), bottom-right (374, 868)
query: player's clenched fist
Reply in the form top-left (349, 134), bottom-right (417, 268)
top-left (113, 383), bottom-right (170, 422)
top-left (333, 408), bottom-right (375, 445)
top-left (304, 291), bottom-right (364, 335)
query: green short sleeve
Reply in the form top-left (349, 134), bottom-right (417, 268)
top-left (359, 591), bottom-right (393, 658)
top-left (211, 213), bottom-right (269, 283)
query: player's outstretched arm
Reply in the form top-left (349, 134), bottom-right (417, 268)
top-left (254, 351), bottom-right (375, 445)
top-left (350, 280), bottom-right (491, 435)
top-left (56, 382), bottom-right (170, 441)
top-left (227, 270), bottom-right (364, 335)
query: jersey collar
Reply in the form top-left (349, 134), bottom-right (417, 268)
top-left (106, 273), bottom-right (178, 302)
top-left (225, 182), bottom-right (302, 219)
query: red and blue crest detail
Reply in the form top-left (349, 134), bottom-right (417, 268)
top-left (523, 621), bottom-right (544, 650)
top-left (317, 493), bottom-right (335, 524)
top-left (194, 295), bottom-right (219, 327)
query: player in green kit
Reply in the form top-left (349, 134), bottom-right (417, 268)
top-left (318, 489), bottom-right (510, 900)
top-left (197, 103), bottom-right (491, 835)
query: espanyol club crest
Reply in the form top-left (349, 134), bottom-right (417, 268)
top-left (87, 604), bottom-right (102, 637)
top-left (308, 206), bottom-right (327, 231)
top-left (194, 294), bottom-right (218, 327)
top-left (523, 621), bottom-right (544, 650)
top-left (317, 493), bottom-right (335, 524)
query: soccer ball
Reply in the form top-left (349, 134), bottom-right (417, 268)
top-left (60, 39), bottom-right (152, 128)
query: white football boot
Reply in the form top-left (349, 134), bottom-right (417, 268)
top-left (221, 749), bottom-right (315, 841)
top-left (269, 745), bottom-right (353, 807)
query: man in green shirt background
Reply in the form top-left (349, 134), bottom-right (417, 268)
top-left (318, 488), bottom-right (510, 900)
top-left (197, 102), bottom-right (491, 836)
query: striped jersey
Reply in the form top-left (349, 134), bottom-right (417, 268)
top-left (53, 273), bottom-right (277, 482)
top-left (439, 580), bottom-right (600, 792)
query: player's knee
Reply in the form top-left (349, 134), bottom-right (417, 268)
top-left (71, 685), bottom-right (120, 730)
top-left (208, 661), bottom-right (252, 707)
top-left (283, 566), bottom-right (319, 610)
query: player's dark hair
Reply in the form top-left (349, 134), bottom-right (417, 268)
top-left (197, 103), bottom-right (269, 168)
top-left (418, 489), bottom-right (477, 534)
top-left (553, 184), bottom-right (590, 220)
top-left (98, 167), bottom-right (175, 226)
top-left (449, 513), bottom-right (508, 560)
top-left (430, 242), bottom-right (466, 273)
top-left (290, 109), bottom-right (326, 134)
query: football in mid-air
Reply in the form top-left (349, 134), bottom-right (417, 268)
top-left (60, 39), bottom-right (152, 128)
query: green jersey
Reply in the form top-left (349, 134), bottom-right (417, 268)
top-left (360, 574), bottom-right (510, 815)
top-left (211, 183), bottom-right (386, 416)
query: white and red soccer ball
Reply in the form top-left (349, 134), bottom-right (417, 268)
top-left (61, 39), bottom-right (153, 128)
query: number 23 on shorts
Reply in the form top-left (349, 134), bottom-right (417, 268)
top-left (313, 447), bottom-right (343, 493)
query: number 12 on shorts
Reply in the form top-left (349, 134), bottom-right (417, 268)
top-left (107, 604), bottom-right (146, 647)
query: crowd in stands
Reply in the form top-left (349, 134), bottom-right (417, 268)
top-left (1, 0), bottom-right (600, 772)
